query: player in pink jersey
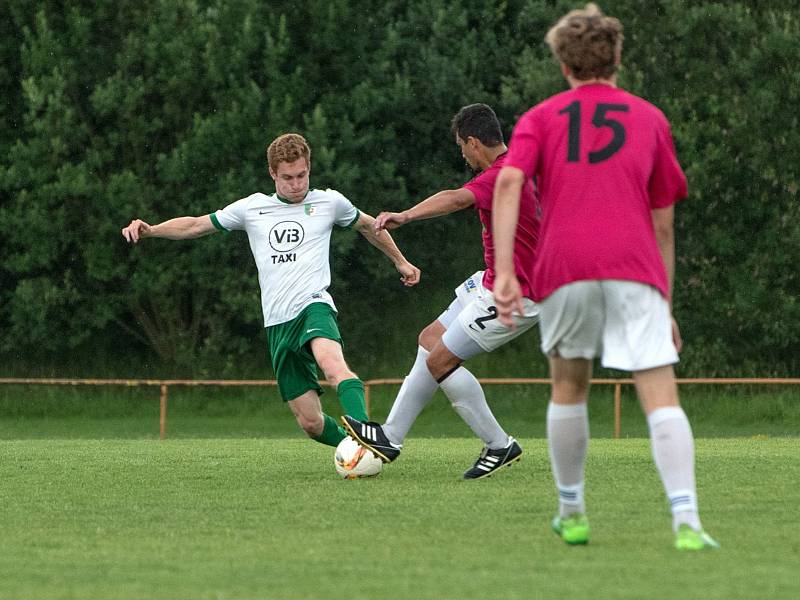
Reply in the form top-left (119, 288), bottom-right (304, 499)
top-left (493, 4), bottom-right (718, 549)
top-left (343, 104), bottom-right (540, 479)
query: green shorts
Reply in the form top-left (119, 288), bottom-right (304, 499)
top-left (266, 302), bottom-right (343, 402)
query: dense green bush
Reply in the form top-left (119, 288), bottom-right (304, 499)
top-left (1, 1), bottom-right (797, 376)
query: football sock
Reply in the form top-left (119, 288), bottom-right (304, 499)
top-left (647, 406), bottom-right (702, 532)
top-left (440, 366), bottom-right (510, 450)
top-left (547, 401), bottom-right (589, 518)
top-left (337, 378), bottom-right (368, 421)
top-left (312, 413), bottom-right (347, 447)
top-left (383, 346), bottom-right (438, 445)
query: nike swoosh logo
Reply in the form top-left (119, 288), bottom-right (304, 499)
top-left (259, 211), bottom-right (271, 215)
top-left (306, 328), bottom-right (322, 334)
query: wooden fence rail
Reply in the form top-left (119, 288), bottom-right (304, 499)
top-left (1, 377), bottom-right (798, 440)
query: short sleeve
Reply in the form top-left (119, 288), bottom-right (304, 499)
top-left (505, 109), bottom-right (542, 180)
top-left (328, 189), bottom-right (359, 228)
top-left (648, 120), bottom-right (688, 208)
top-left (213, 197), bottom-right (250, 231)
top-left (463, 169), bottom-right (495, 210)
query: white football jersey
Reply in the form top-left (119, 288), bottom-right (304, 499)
top-left (212, 189), bottom-right (359, 326)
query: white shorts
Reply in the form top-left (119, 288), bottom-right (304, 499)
top-left (539, 280), bottom-right (678, 372)
top-left (437, 271), bottom-right (540, 359)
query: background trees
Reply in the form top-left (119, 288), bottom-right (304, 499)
top-left (1, 0), bottom-right (797, 377)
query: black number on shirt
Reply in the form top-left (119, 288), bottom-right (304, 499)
top-left (558, 101), bottom-right (629, 163)
top-left (559, 101), bottom-right (582, 162)
top-left (472, 306), bottom-right (498, 330)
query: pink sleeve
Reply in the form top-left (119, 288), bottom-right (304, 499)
top-left (463, 171), bottom-right (495, 210)
top-left (649, 120), bottom-right (688, 208)
top-left (505, 110), bottom-right (541, 180)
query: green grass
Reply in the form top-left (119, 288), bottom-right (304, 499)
top-left (0, 438), bottom-right (798, 599)
top-left (1, 383), bottom-right (796, 597)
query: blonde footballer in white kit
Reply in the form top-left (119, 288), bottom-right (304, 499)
top-left (122, 133), bottom-right (420, 448)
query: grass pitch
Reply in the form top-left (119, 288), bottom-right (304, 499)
top-left (1, 437), bottom-right (798, 599)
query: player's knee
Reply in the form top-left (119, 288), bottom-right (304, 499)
top-left (418, 328), bottom-right (437, 350)
top-left (295, 413), bottom-right (324, 437)
top-left (418, 322), bottom-right (444, 351)
top-left (318, 358), bottom-right (356, 388)
top-left (321, 367), bottom-right (356, 389)
top-left (324, 372), bottom-right (343, 389)
top-left (426, 352), bottom-right (456, 382)
top-left (425, 353), bottom-right (439, 377)
top-left (552, 379), bottom-right (590, 403)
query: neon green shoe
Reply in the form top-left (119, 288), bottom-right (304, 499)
top-left (551, 514), bottom-right (589, 545)
top-left (674, 524), bottom-right (720, 550)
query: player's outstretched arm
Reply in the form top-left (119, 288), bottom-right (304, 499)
top-left (374, 188), bottom-right (475, 232)
top-left (492, 166), bottom-right (526, 327)
top-left (354, 212), bottom-right (420, 287)
top-left (121, 215), bottom-right (218, 243)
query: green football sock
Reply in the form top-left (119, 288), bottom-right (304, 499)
top-left (311, 413), bottom-right (347, 447)
top-left (337, 378), bottom-right (368, 421)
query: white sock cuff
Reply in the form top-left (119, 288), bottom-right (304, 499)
top-left (557, 482), bottom-right (585, 505)
top-left (647, 406), bottom-right (687, 429)
top-left (416, 346), bottom-right (430, 360)
top-left (668, 489), bottom-right (698, 514)
top-left (547, 402), bottom-right (588, 420)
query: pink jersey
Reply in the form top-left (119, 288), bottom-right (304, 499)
top-left (463, 152), bottom-right (539, 299)
top-left (505, 84), bottom-right (687, 301)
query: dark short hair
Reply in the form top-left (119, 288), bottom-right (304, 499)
top-left (450, 103), bottom-right (504, 147)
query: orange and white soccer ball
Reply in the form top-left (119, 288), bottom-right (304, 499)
top-left (334, 436), bottom-right (383, 479)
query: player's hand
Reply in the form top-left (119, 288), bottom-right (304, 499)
top-left (493, 271), bottom-right (525, 328)
top-left (671, 316), bottom-right (683, 353)
top-left (121, 219), bottom-right (152, 243)
top-left (397, 261), bottom-right (421, 287)
top-left (374, 211), bottom-right (408, 232)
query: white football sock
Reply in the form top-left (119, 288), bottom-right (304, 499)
top-left (547, 402), bottom-right (589, 518)
top-left (648, 406), bottom-right (702, 532)
top-left (382, 346), bottom-right (438, 445)
top-left (440, 366), bottom-right (510, 450)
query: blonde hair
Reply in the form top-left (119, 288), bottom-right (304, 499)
top-left (545, 3), bottom-right (623, 80)
top-left (267, 133), bottom-right (311, 173)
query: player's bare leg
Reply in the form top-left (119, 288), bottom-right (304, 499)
top-left (428, 341), bottom-right (509, 447)
top-left (288, 390), bottom-right (325, 436)
top-left (288, 390), bottom-right (346, 447)
top-left (345, 313), bottom-right (521, 476)
top-left (379, 320), bottom-right (444, 446)
top-left (634, 365), bottom-right (718, 549)
top-left (344, 320), bottom-right (442, 462)
top-left (427, 334), bottom-right (510, 449)
top-left (310, 337), bottom-right (368, 422)
top-left (546, 356), bottom-right (591, 543)
top-left (427, 334), bottom-right (521, 478)
top-left (418, 320), bottom-right (445, 352)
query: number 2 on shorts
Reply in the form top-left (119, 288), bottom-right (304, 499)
top-left (471, 306), bottom-right (498, 331)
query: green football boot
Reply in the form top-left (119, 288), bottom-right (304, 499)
top-left (551, 513), bottom-right (590, 545)
top-left (674, 524), bottom-right (720, 550)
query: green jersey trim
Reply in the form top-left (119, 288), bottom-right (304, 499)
top-left (276, 189), bottom-right (311, 205)
top-left (209, 213), bottom-right (227, 231)
top-left (340, 209), bottom-right (361, 230)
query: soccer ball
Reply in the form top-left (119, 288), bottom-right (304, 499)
top-left (334, 436), bottom-right (383, 479)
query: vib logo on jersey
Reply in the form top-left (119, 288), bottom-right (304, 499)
top-left (268, 221), bottom-right (305, 253)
